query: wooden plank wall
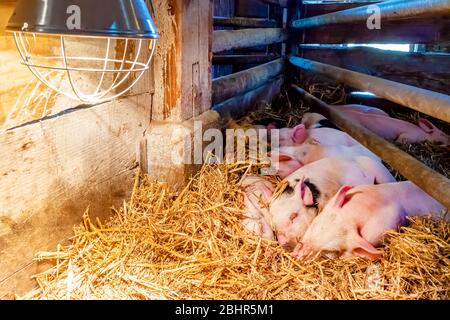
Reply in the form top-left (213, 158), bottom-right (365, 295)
top-left (301, 47), bottom-right (450, 95)
top-left (0, 0), bottom-right (213, 297)
top-left (0, 1), bottom-right (43, 125)
top-left (212, 0), bottom-right (274, 77)
top-left (295, 0), bottom-right (450, 97)
top-left (303, 18), bottom-right (450, 44)
top-left (231, 0), bottom-right (271, 72)
top-left (297, 1), bottom-right (450, 44)
top-left (0, 0), bottom-right (155, 297)
top-left (213, 0), bottom-right (235, 78)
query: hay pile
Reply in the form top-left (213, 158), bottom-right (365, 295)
top-left (390, 111), bottom-right (450, 179)
top-left (19, 82), bottom-right (449, 300)
top-left (21, 163), bottom-right (450, 300)
top-left (395, 141), bottom-right (450, 178)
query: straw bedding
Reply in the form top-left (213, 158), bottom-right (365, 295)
top-left (20, 83), bottom-right (450, 300)
top-left (21, 163), bottom-right (449, 300)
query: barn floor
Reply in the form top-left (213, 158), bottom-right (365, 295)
top-left (20, 84), bottom-right (450, 300)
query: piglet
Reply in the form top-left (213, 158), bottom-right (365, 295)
top-left (301, 105), bottom-right (388, 129)
top-left (336, 110), bottom-right (449, 145)
top-left (271, 143), bottom-right (380, 178)
top-left (273, 124), bottom-right (358, 148)
top-left (241, 175), bottom-right (275, 240)
top-left (334, 104), bottom-right (389, 116)
top-left (294, 182), bottom-right (446, 261)
top-left (270, 156), bottom-right (396, 251)
top-left (301, 106), bottom-right (449, 145)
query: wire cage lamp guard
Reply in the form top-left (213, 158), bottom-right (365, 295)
top-left (7, 0), bottom-right (159, 104)
top-left (13, 31), bottom-right (157, 104)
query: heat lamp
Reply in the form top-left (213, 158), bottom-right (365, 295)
top-left (6, 0), bottom-right (159, 104)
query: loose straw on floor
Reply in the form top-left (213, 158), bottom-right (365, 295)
top-left (21, 163), bottom-right (450, 300)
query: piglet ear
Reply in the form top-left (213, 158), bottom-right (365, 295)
top-left (260, 184), bottom-right (274, 201)
top-left (269, 153), bottom-right (293, 162)
top-left (351, 235), bottom-right (383, 261)
top-left (334, 185), bottom-right (353, 208)
top-left (292, 124), bottom-right (307, 144)
top-left (299, 180), bottom-right (314, 207)
top-left (278, 154), bottom-right (293, 162)
top-left (418, 118), bottom-right (435, 134)
top-left (268, 151), bottom-right (292, 162)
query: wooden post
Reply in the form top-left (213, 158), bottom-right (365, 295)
top-left (145, 0), bottom-right (218, 187)
top-left (151, 0), bottom-right (213, 121)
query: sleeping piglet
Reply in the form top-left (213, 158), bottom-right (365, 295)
top-left (333, 104), bottom-right (389, 116)
top-left (334, 110), bottom-right (449, 145)
top-left (271, 143), bottom-right (380, 178)
top-left (294, 182), bottom-right (446, 261)
top-left (273, 124), bottom-right (358, 148)
top-left (270, 156), bottom-right (396, 251)
top-left (301, 105), bottom-right (388, 129)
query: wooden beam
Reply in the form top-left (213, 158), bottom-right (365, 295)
top-left (213, 54), bottom-right (279, 65)
top-left (260, 0), bottom-right (288, 7)
top-left (291, 0), bottom-right (450, 29)
top-left (300, 46), bottom-right (450, 95)
top-left (214, 17), bottom-right (277, 28)
top-left (302, 2), bottom-right (381, 17)
top-left (300, 17), bottom-right (450, 44)
top-left (292, 85), bottom-right (450, 209)
top-left (214, 76), bottom-right (284, 119)
top-left (289, 56), bottom-right (450, 123)
top-left (212, 58), bottom-right (285, 104)
top-left (213, 28), bottom-right (288, 53)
